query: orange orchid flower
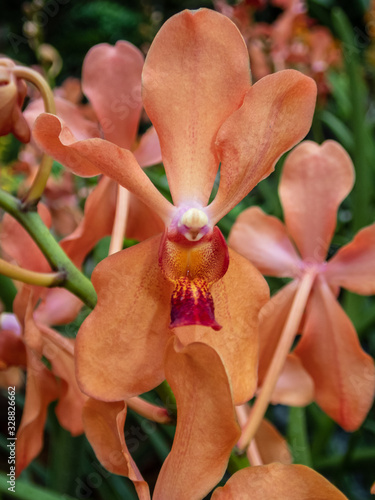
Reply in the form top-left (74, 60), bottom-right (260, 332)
top-left (230, 140), bottom-right (375, 432)
top-left (32, 9), bottom-right (316, 406)
top-left (0, 58), bottom-right (30, 143)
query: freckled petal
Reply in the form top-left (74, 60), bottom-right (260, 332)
top-left (279, 140), bottom-right (354, 262)
top-left (133, 126), bottom-right (162, 167)
top-left (211, 463), bottom-right (348, 499)
top-left (76, 235), bottom-right (172, 401)
top-left (82, 41), bottom-right (144, 148)
top-left (175, 249), bottom-right (269, 405)
top-left (325, 223), bottom-right (375, 295)
top-left (270, 354), bottom-right (314, 407)
top-left (295, 277), bottom-right (375, 431)
top-left (257, 282), bottom-right (298, 384)
top-left (207, 70), bottom-right (317, 223)
top-left (229, 206), bottom-right (301, 278)
top-left (16, 354), bottom-right (58, 476)
top-left (83, 399), bottom-right (150, 500)
top-left (255, 419), bottom-right (292, 465)
top-left (142, 8), bottom-right (251, 206)
top-left (33, 114), bottom-right (173, 221)
top-left (153, 339), bottom-right (240, 500)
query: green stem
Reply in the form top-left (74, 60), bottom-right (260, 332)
top-left (0, 188), bottom-right (97, 309)
top-left (287, 406), bottom-right (313, 467)
top-left (0, 472), bottom-right (76, 500)
top-left (227, 449), bottom-right (250, 474)
top-left (155, 381), bottom-right (177, 420)
top-left (315, 447), bottom-right (375, 471)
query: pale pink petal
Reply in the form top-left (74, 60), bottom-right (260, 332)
top-left (279, 140), bottom-right (355, 262)
top-left (82, 41), bottom-right (144, 148)
top-left (229, 206), bottom-right (301, 278)
top-left (142, 8), bottom-right (251, 206)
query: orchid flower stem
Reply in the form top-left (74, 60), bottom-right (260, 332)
top-left (0, 258), bottom-right (64, 287)
top-left (287, 406), bottom-right (312, 467)
top-left (237, 271), bottom-right (315, 451)
top-left (13, 65), bottom-right (56, 208)
top-left (0, 188), bottom-right (97, 309)
top-left (108, 185), bottom-right (129, 255)
top-left (127, 397), bottom-right (172, 425)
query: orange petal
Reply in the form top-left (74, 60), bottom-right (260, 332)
top-left (60, 176), bottom-right (117, 268)
top-left (153, 339), bottom-right (240, 500)
top-left (142, 8), bottom-right (251, 206)
top-left (279, 140), bottom-right (354, 262)
top-left (16, 353), bottom-right (59, 476)
top-left (133, 126), bottom-right (162, 167)
top-left (126, 193), bottom-right (165, 242)
top-left (229, 206), bottom-right (301, 278)
top-left (76, 235), bottom-right (172, 401)
top-left (24, 96), bottom-right (100, 140)
top-left (37, 324), bottom-right (86, 435)
top-left (255, 419), bottom-right (292, 465)
top-left (211, 463), bottom-right (348, 499)
top-left (83, 398), bottom-right (150, 500)
top-left (0, 314), bottom-right (26, 367)
top-left (34, 287), bottom-right (83, 326)
top-left (207, 70), bottom-right (317, 223)
top-left (82, 41), bottom-right (143, 148)
top-left (257, 281), bottom-right (298, 384)
top-left (0, 204), bottom-right (51, 273)
top-left (295, 276), bottom-right (375, 431)
top-left (175, 249), bottom-right (269, 405)
top-left (270, 353), bottom-right (314, 407)
top-left (325, 223), bottom-right (375, 295)
top-left (33, 114), bottom-right (174, 221)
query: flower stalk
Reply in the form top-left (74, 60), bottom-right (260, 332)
top-left (0, 258), bottom-right (64, 287)
top-left (237, 270), bottom-right (316, 451)
top-left (108, 185), bottom-right (129, 255)
top-left (12, 65), bottom-right (56, 208)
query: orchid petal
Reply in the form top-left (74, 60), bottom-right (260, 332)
top-left (175, 249), bottom-right (269, 405)
top-left (16, 352), bottom-right (58, 476)
top-left (229, 206), bottom-right (301, 278)
top-left (133, 126), bottom-right (162, 167)
top-left (142, 8), bottom-right (251, 206)
top-left (212, 463), bottom-right (348, 499)
top-left (257, 281), bottom-right (298, 385)
top-left (33, 114), bottom-right (174, 222)
top-left (34, 288), bottom-right (83, 326)
top-left (76, 235), bottom-right (172, 401)
top-left (279, 140), bottom-right (354, 262)
top-left (255, 419), bottom-right (292, 465)
top-left (325, 223), bottom-right (375, 295)
top-left (126, 193), bottom-right (165, 242)
top-left (24, 96), bottom-right (100, 141)
top-left (60, 176), bottom-right (117, 268)
top-left (270, 354), bottom-right (314, 407)
top-left (207, 70), bottom-right (317, 224)
top-left (295, 276), bottom-right (375, 431)
top-left (82, 41), bottom-right (144, 148)
top-left (83, 399), bottom-right (150, 500)
top-left (153, 339), bottom-right (240, 500)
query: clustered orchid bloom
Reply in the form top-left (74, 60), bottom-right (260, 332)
top-left (230, 140), bottom-right (375, 436)
top-left (32, 9), bottom-right (317, 409)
